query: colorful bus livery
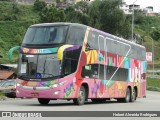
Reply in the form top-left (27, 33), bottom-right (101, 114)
top-left (10, 23), bottom-right (146, 105)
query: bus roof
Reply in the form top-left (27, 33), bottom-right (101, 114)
top-left (30, 22), bottom-right (145, 49)
top-left (30, 22), bottom-right (87, 28)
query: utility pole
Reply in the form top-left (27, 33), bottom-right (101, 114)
top-left (131, 0), bottom-right (138, 41)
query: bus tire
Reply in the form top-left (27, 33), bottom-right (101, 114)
top-left (130, 88), bottom-right (136, 102)
top-left (117, 87), bottom-right (131, 103)
top-left (73, 86), bottom-right (86, 105)
top-left (124, 87), bottom-right (131, 103)
top-left (38, 98), bottom-right (50, 105)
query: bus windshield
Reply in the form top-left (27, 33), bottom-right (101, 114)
top-left (22, 26), bottom-right (68, 45)
top-left (18, 54), bottom-right (62, 80)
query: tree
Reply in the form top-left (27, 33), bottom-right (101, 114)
top-left (39, 6), bottom-right (66, 22)
top-left (0, 0), bottom-right (10, 1)
top-left (88, 0), bottom-right (131, 39)
top-left (14, 34), bottom-right (22, 44)
top-left (88, 0), bottom-right (101, 28)
top-left (150, 29), bottom-right (160, 41)
top-left (34, 0), bottom-right (47, 11)
top-left (65, 6), bottom-right (89, 25)
top-left (12, 3), bottom-right (21, 14)
top-left (134, 10), bottom-right (145, 24)
top-left (74, 1), bottom-right (89, 14)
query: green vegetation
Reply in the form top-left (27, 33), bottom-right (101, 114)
top-left (147, 78), bottom-right (160, 92)
top-left (0, 91), bottom-right (5, 100)
top-left (0, 0), bottom-right (160, 65)
top-left (0, 2), bottom-right (39, 63)
top-left (0, 21), bottom-right (35, 63)
top-left (0, 2), bottom-right (39, 21)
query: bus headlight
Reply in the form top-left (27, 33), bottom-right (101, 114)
top-left (59, 81), bottom-right (66, 86)
top-left (53, 91), bottom-right (60, 95)
top-left (52, 81), bottom-right (66, 88)
top-left (52, 84), bottom-right (58, 88)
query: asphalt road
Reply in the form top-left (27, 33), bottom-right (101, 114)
top-left (0, 91), bottom-right (160, 120)
top-left (0, 90), bottom-right (160, 111)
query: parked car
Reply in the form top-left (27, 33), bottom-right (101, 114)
top-left (0, 79), bottom-right (16, 98)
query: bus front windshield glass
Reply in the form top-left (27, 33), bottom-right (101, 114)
top-left (22, 26), bottom-right (68, 45)
top-left (18, 54), bottom-right (62, 80)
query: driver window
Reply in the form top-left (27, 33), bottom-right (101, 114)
top-left (49, 28), bottom-right (57, 43)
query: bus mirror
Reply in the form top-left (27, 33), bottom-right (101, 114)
top-left (8, 46), bottom-right (20, 62)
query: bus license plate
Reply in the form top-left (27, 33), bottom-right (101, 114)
top-left (31, 93), bottom-right (39, 97)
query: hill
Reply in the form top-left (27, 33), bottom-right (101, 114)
top-left (0, 1), bottom-right (160, 69)
top-left (0, 2), bottom-right (39, 63)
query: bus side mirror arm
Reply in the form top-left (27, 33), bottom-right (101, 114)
top-left (8, 46), bottom-right (20, 62)
top-left (85, 43), bottom-right (94, 51)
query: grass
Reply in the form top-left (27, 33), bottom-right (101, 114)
top-left (147, 78), bottom-right (160, 92)
top-left (0, 21), bottom-right (34, 63)
top-left (0, 2), bottom-right (39, 21)
top-left (0, 2), bottom-right (39, 64)
top-left (0, 91), bottom-right (6, 100)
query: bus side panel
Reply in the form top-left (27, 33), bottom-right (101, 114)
top-left (140, 61), bottom-right (147, 97)
top-left (129, 59), bottom-right (147, 98)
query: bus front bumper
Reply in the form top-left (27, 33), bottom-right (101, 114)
top-left (16, 86), bottom-right (64, 99)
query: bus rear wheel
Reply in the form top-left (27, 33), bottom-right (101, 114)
top-left (73, 86), bottom-right (86, 105)
top-left (117, 87), bottom-right (131, 103)
top-left (38, 98), bottom-right (50, 105)
top-left (130, 88), bottom-right (136, 102)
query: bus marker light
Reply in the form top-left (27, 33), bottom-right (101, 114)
top-left (54, 91), bottom-right (59, 95)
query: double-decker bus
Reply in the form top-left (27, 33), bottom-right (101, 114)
top-left (9, 23), bottom-right (146, 105)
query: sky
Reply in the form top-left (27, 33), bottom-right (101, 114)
top-left (125, 0), bottom-right (160, 12)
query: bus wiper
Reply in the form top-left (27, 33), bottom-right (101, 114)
top-left (18, 75), bottom-right (29, 80)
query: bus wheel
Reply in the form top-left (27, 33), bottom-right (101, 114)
top-left (38, 98), bottom-right (50, 105)
top-left (117, 87), bottom-right (130, 103)
top-left (130, 88), bottom-right (136, 102)
top-left (73, 86), bottom-right (86, 105)
top-left (123, 87), bottom-right (131, 103)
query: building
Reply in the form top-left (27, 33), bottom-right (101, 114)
top-left (119, 0), bottom-right (142, 15)
top-left (143, 6), bottom-right (159, 16)
top-left (128, 4), bottom-right (141, 14)
top-left (15, 0), bottom-right (56, 5)
top-left (120, 0), bottom-right (131, 14)
top-left (0, 65), bottom-right (17, 80)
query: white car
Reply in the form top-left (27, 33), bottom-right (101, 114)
top-left (0, 79), bottom-right (16, 98)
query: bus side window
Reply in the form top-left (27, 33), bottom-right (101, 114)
top-left (106, 38), bottom-right (111, 53)
top-left (110, 41), bottom-right (115, 54)
top-left (142, 49), bottom-right (146, 61)
top-left (128, 45), bottom-right (135, 58)
top-left (67, 26), bottom-right (86, 46)
top-left (86, 31), bottom-right (98, 51)
top-left (98, 35), bottom-right (106, 52)
top-left (81, 64), bottom-right (99, 79)
top-left (137, 47), bottom-right (142, 60)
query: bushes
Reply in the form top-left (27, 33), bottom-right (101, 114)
top-left (0, 2), bottom-right (39, 21)
top-left (34, 0), bottom-right (47, 11)
top-left (0, 21), bottom-right (33, 63)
